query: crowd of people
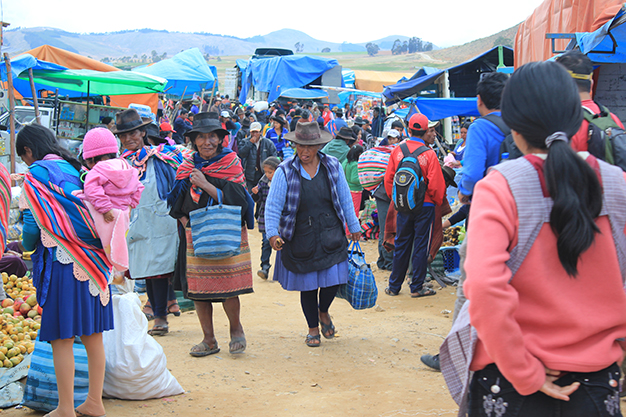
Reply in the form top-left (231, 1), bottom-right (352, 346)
top-left (4, 48), bottom-right (626, 417)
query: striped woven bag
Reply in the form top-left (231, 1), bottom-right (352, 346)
top-left (189, 189), bottom-right (241, 259)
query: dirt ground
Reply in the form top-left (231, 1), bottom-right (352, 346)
top-left (4, 229), bottom-right (626, 416)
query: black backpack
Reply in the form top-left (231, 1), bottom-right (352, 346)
top-left (482, 114), bottom-right (523, 162)
top-left (392, 143), bottom-right (430, 215)
top-left (583, 102), bottom-right (626, 171)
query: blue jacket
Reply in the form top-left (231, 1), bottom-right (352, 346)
top-left (458, 112), bottom-right (506, 196)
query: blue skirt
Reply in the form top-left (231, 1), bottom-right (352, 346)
top-left (273, 251), bottom-right (349, 292)
top-left (39, 261), bottom-right (114, 342)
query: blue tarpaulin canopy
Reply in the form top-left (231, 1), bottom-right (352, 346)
top-left (573, 7), bottom-right (626, 64)
top-left (133, 48), bottom-right (216, 98)
top-left (279, 88), bottom-right (328, 100)
top-left (239, 55), bottom-right (339, 103)
top-left (383, 67), bottom-right (444, 104)
top-left (409, 97), bottom-right (479, 120)
top-left (0, 54), bottom-right (66, 81)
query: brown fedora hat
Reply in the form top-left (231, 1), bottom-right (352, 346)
top-left (111, 109), bottom-right (152, 134)
top-left (187, 112), bottom-right (229, 137)
top-left (284, 121), bottom-right (332, 146)
top-left (336, 126), bottom-right (356, 142)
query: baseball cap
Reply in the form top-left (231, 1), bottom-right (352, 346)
top-left (408, 113), bottom-right (439, 131)
top-left (250, 122), bottom-right (262, 132)
top-left (387, 129), bottom-right (400, 138)
top-left (220, 111), bottom-right (231, 118)
top-left (159, 122), bottom-right (176, 133)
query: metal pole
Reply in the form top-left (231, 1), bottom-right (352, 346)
top-left (3, 53), bottom-right (16, 174)
top-left (85, 81), bottom-right (90, 134)
top-left (28, 68), bottom-right (41, 124)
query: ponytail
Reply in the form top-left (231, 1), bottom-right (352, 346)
top-left (544, 139), bottom-right (602, 276)
top-left (501, 61), bottom-right (602, 276)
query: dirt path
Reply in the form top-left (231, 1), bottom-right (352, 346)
top-left (4, 229), bottom-right (625, 416)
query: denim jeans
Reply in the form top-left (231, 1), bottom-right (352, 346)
top-left (260, 232), bottom-right (272, 270)
top-left (469, 363), bottom-right (622, 417)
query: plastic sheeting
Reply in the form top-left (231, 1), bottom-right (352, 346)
top-left (383, 67), bottom-right (444, 104)
top-left (17, 45), bottom-right (159, 111)
top-left (239, 55), bottom-right (338, 103)
top-left (514, 0), bottom-right (624, 66)
top-left (342, 69), bottom-right (355, 88)
top-left (133, 48), bottom-right (216, 98)
top-left (338, 90), bottom-right (383, 107)
top-left (410, 97), bottom-right (479, 120)
top-left (279, 88), bottom-right (328, 99)
top-left (17, 69), bottom-right (167, 96)
top-left (352, 70), bottom-right (414, 93)
top-left (574, 6), bottom-right (626, 63)
top-left (0, 54), bottom-right (66, 81)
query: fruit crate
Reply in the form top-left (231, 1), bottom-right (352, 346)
top-left (439, 245), bottom-right (460, 273)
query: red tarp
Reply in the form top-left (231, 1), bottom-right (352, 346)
top-left (514, 0), bottom-right (624, 67)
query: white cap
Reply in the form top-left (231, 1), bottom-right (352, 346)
top-left (220, 110), bottom-right (230, 118)
top-left (387, 129), bottom-right (400, 138)
top-left (250, 122), bottom-right (262, 132)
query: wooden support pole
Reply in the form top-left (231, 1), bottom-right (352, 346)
top-left (3, 53), bottom-right (16, 174)
top-left (28, 68), bottom-right (41, 124)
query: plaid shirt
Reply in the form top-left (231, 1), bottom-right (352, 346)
top-left (278, 152), bottom-right (346, 241)
top-left (255, 179), bottom-right (270, 233)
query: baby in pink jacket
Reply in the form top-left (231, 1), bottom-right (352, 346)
top-left (75, 128), bottom-right (144, 272)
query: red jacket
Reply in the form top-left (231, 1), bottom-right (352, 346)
top-left (384, 139), bottom-right (446, 206)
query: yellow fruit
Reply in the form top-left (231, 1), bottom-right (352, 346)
top-left (0, 347), bottom-right (7, 355)
top-left (9, 357), bottom-right (20, 366)
top-left (9, 328), bottom-right (18, 335)
top-left (10, 335), bottom-right (17, 342)
top-left (17, 345), bottom-right (25, 354)
top-left (6, 348), bottom-right (17, 358)
top-left (3, 359), bottom-right (11, 368)
top-left (26, 345), bottom-right (34, 354)
top-left (3, 341), bottom-right (13, 349)
top-left (29, 332), bottom-right (37, 340)
top-left (0, 352), bottom-right (6, 361)
top-left (17, 334), bottom-right (24, 341)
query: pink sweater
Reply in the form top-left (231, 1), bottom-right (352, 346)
top-left (465, 165), bottom-right (626, 396)
top-left (82, 159), bottom-right (144, 213)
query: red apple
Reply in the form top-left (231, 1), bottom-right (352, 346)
top-left (36, 305), bottom-right (42, 315)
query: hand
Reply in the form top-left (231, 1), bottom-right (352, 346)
top-left (349, 232), bottom-right (362, 241)
top-left (269, 236), bottom-right (284, 251)
top-left (458, 190), bottom-right (471, 205)
top-left (189, 168), bottom-right (209, 188)
top-left (539, 370), bottom-right (579, 401)
top-left (251, 186), bottom-right (259, 194)
top-left (103, 210), bottom-right (115, 223)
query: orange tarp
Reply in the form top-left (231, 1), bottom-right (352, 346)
top-left (353, 70), bottom-right (414, 93)
top-left (16, 45), bottom-right (158, 112)
top-left (514, 0), bottom-right (624, 67)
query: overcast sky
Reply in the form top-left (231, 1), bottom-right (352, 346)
top-left (4, 0), bottom-right (545, 48)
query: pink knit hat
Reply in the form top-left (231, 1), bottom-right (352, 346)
top-left (83, 128), bottom-right (119, 159)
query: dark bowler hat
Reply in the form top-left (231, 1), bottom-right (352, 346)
top-left (270, 115), bottom-right (287, 126)
top-left (442, 165), bottom-right (458, 188)
top-left (354, 116), bottom-right (365, 126)
top-left (111, 109), bottom-right (152, 134)
top-left (284, 121), bottom-right (333, 146)
top-left (336, 126), bottom-right (356, 142)
top-left (187, 112), bottom-right (229, 138)
top-left (241, 117), bottom-right (251, 128)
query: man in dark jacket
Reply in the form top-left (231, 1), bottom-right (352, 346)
top-left (172, 109), bottom-right (192, 144)
top-left (237, 122), bottom-right (278, 191)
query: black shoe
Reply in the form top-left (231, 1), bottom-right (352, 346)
top-left (420, 353), bottom-right (441, 371)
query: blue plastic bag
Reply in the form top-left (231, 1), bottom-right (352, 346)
top-left (22, 338), bottom-right (89, 412)
top-left (337, 241), bottom-right (378, 309)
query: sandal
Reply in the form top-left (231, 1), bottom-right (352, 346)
top-left (411, 287), bottom-right (437, 298)
top-left (384, 287), bottom-right (399, 296)
top-left (75, 410), bottom-right (106, 417)
top-left (305, 334), bottom-right (321, 347)
top-left (320, 318), bottom-right (335, 339)
top-left (147, 323), bottom-right (169, 336)
top-left (167, 300), bottom-right (181, 317)
top-left (189, 341), bottom-right (220, 357)
top-left (229, 336), bottom-right (247, 354)
top-left (142, 301), bottom-right (155, 321)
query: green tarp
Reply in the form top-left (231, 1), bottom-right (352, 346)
top-left (18, 69), bottom-right (167, 96)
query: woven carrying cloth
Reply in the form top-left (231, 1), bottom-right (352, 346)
top-left (439, 156), bottom-right (626, 416)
